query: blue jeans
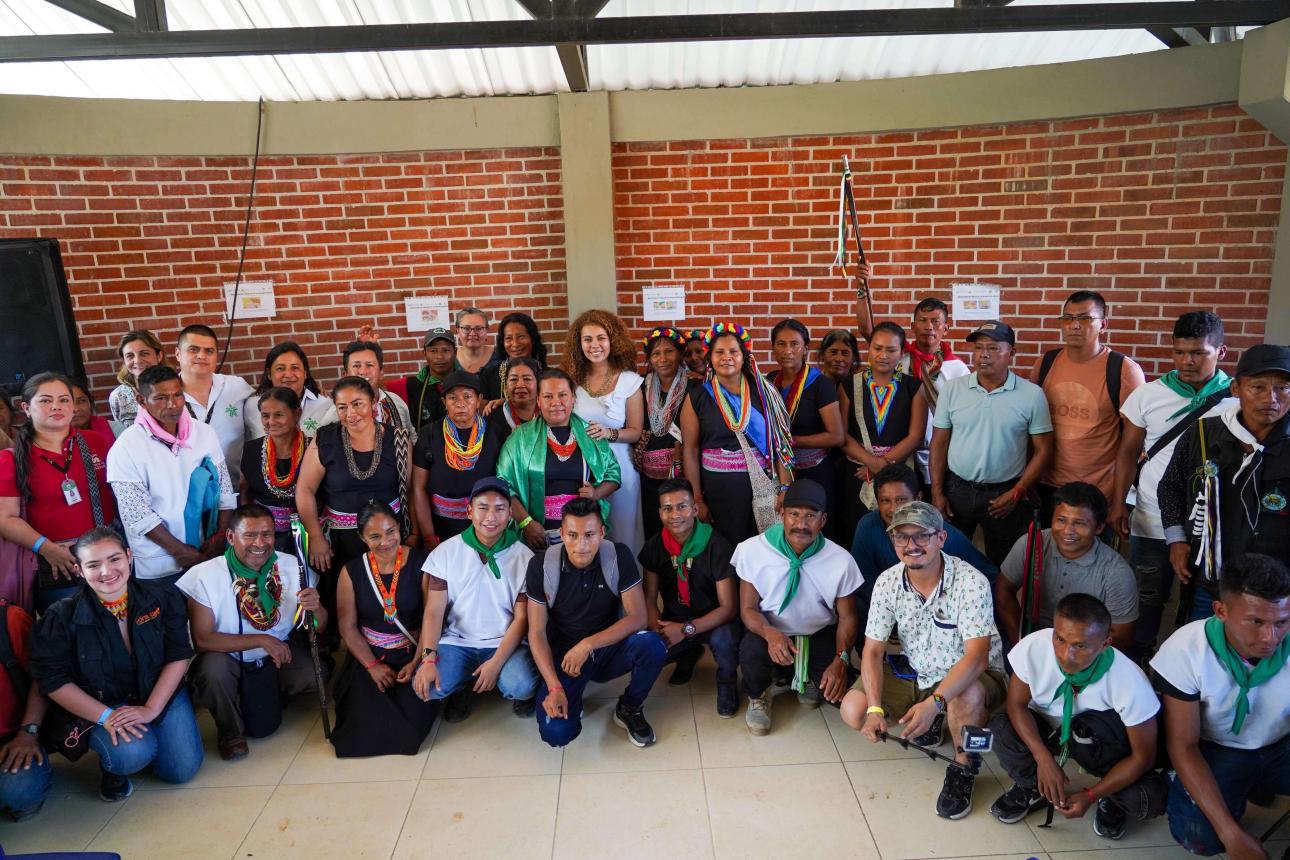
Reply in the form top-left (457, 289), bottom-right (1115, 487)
top-left (90, 689), bottom-right (204, 783)
top-left (1168, 734), bottom-right (1290, 855)
top-left (666, 620), bottom-right (741, 685)
top-left (0, 740), bottom-right (52, 819)
top-left (536, 631), bottom-right (667, 748)
top-left (428, 645), bottom-right (540, 701)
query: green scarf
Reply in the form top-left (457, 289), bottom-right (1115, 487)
top-left (1054, 646), bottom-right (1115, 764)
top-left (224, 546), bottom-right (280, 620)
top-left (495, 414), bottom-right (621, 528)
top-left (461, 523), bottom-right (521, 579)
top-left (763, 522), bottom-right (825, 612)
top-left (1204, 614), bottom-right (1290, 735)
top-left (1160, 369), bottom-right (1231, 420)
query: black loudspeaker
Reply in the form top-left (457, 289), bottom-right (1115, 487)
top-left (0, 238), bottom-right (85, 397)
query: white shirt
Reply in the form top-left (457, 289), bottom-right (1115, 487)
top-left (733, 533), bottom-right (864, 636)
top-left (423, 533), bottom-right (533, 649)
top-left (899, 352), bottom-right (970, 480)
top-left (107, 421), bottom-right (237, 579)
top-left (178, 554), bottom-right (303, 662)
top-left (1009, 630), bottom-right (1158, 730)
top-left (1119, 379), bottom-right (1237, 539)
top-left (184, 373), bottom-right (255, 485)
top-left (243, 388), bottom-right (336, 440)
top-left (1151, 619), bottom-right (1290, 750)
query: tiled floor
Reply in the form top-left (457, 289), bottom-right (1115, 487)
top-left (2, 657), bottom-right (1286, 860)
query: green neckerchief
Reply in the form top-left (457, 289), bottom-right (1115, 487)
top-left (667, 520), bottom-right (713, 575)
top-left (1204, 614), bottom-right (1290, 735)
top-left (763, 522), bottom-right (825, 612)
top-left (224, 546), bottom-right (280, 620)
top-left (1054, 646), bottom-right (1115, 764)
top-left (461, 523), bottom-right (521, 579)
top-left (1160, 369), bottom-right (1231, 420)
top-left (495, 414), bottom-right (621, 527)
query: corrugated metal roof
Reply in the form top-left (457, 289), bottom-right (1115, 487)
top-left (0, 0), bottom-right (1231, 101)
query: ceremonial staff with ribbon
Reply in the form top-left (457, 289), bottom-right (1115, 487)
top-left (834, 155), bottom-right (875, 325)
top-left (290, 513), bottom-right (333, 740)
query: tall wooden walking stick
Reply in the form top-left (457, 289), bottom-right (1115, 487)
top-left (834, 154), bottom-right (875, 324)
top-left (290, 514), bottom-right (332, 741)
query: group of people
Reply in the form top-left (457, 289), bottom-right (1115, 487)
top-left (0, 285), bottom-right (1287, 860)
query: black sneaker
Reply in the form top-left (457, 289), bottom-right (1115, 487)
top-left (512, 696), bottom-right (536, 718)
top-left (1092, 797), bottom-right (1127, 840)
top-left (442, 689), bottom-right (474, 724)
top-left (911, 711), bottom-right (946, 748)
top-left (99, 771), bottom-right (134, 803)
top-left (716, 683), bottom-right (738, 718)
top-left (990, 783), bottom-right (1046, 824)
top-left (668, 647), bottom-right (702, 687)
top-left (935, 764), bottom-right (975, 820)
top-left (612, 698), bottom-right (657, 748)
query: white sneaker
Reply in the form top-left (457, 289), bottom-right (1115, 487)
top-left (746, 694), bottom-right (772, 736)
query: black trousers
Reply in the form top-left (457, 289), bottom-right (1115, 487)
top-left (739, 624), bottom-right (855, 699)
top-left (945, 472), bottom-right (1034, 565)
top-left (988, 708), bottom-right (1167, 820)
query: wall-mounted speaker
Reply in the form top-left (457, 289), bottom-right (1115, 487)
top-left (0, 238), bottom-right (85, 397)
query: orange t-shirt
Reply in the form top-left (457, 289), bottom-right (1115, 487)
top-left (1030, 347), bottom-right (1145, 499)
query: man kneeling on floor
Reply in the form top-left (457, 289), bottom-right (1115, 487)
top-left (414, 477), bottom-right (540, 721)
top-left (841, 500), bottom-right (1007, 820)
top-left (527, 497), bottom-right (667, 748)
top-left (735, 479), bottom-right (863, 735)
top-left (1153, 553), bottom-right (1290, 859)
top-left (181, 503), bottom-right (329, 761)
top-left (987, 593), bottom-right (1166, 839)
top-left (639, 478), bottom-right (742, 717)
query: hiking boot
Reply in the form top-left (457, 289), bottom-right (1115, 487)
top-left (911, 711), bottom-right (946, 748)
top-left (612, 698), bottom-right (657, 748)
top-left (716, 683), bottom-right (739, 718)
top-left (218, 734), bottom-right (249, 761)
top-left (746, 693), bottom-right (772, 736)
top-left (797, 680), bottom-right (822, 709)
top-left (443, 689), bottom-right (474, 724)
top-left (990, 783), bottom-right (1046, 824)
top-left (512, 696), bottom-right (536, 718)
top-left (99, 771), bottom-right (134, 803)
top-left (935, 764), bottom-right (975, 820)
top-left (668, 647), bottom-right (702, 687)
top-left (1092, 797), bottom-right (1127, 840)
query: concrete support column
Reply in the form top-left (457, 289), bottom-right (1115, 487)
top-left (556, 91), bottom-right (617, 322)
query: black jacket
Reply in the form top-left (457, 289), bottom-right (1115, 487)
top-left (29, 579), bottom-right (193, 709)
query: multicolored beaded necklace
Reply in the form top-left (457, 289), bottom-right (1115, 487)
top-left (443, 418), bottom-right (485, 471)
top-left (546, 427), bottom-right (578, 462)
top-left (713, 375), bottom-right (751, 433)
top-left (774, 366), bottom-right (811, 420)
top-left (261, 432), bottom-right (306, 500)
top-left (865, 369), bottom-right (901, 436)
top-left (368, 548), bottom-right (404, 624)
top-left (100, 593), bottom-right (129, 622)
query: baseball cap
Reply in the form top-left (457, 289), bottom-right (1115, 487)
top-left (1235, 344), bottom-right (1290, 379)
top-left (782, 479), bottom-right (827, 512)
top-left (441, 370), bottom-right (481, 395)
top-left (424, 327), bottom-right (456, 348)
top-left (965, 320), bottom-right (1016, 346)
top-left (886, 501), bottom-right (944, 533)
top-left (469, 476), bottom-right (512, 501)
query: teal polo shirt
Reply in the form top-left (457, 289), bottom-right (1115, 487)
top-left (932, 371), bottom-right (1052, 484)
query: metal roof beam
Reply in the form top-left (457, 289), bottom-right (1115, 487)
top-left (133, 0), bottom-right (167, 32)
top-left (4, 2), bottom-right (1287, 63)
top-left (43, 0), bottom-right (136, 33)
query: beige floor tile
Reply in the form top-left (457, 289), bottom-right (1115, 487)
top-left (238, 780), bottom-right (417, 859)
top-left (890, 855), bottom-right (1049, 860)
top-left (282, 716), bottom-right (432, 784)
top-left (393, 775), bottom-right (559, 860)
top-left (704, 762), bottom-right (880, 860)
top-left (554, 770), bottom-right (713, 859)
top-left (847, 758), bottom-right (1045, 859)
top-left (422, 695), bottom-right (562, 779)
top-left (582, 662), bottom-right (692, 700)
top-left (1026, 801), bottom-right (1179, 852)
top-left (1042, 849), bottom-right (1184, 859)
top-left (823, 704), bottom-right (926, 762)
top-left (561, 694), bottom-right (700, 774)
top-left (695, 692), bottom-right (840, 769)
top-left (88, 785), bottom-right (274, 859)
top-left (0, 790), bottom-right (120, 854)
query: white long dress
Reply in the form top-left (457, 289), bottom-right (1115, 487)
top-left (575, 371), bottom-right (645, 554)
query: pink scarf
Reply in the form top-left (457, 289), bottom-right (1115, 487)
top-left (134, 406), bottom-right (193, 454)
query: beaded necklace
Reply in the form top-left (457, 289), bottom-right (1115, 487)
top-left (713, 375), bottom-right (751, 433)
top-left (100, 593), bottom-right (128, 622)
top-left (261, 432), bottom-right (306, 500)
top-left (546, 426), bottom-right (578, 462)
top-left (865, 369), bottom-right (901, 436)
top-left (443, 418), bottom-right (485, 471)
top-left (341, 423), bottom-right (385, 481)
top-left (775, 366), bottom-right (811, 420)
top-left (368, 548), bottom-right (404, 624)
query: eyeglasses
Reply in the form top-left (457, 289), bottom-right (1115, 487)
top-left (890, 531), bottom-right (937, 547)
top-left (1057, 314), bottom-right (1103, 325)
top-left (458, 325), bottom-right (487, 334)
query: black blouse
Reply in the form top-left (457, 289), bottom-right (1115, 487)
top-left (843, 371), bottom-right (923, 449)
top-left (241, 435), bottom-right (310, 520)
top-left (316, 422), bottom-right (401, 514)
top-left (687, 382), bottom-right (771, 452)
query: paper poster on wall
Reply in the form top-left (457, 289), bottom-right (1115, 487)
top-left (223, 280), bottom-right (276, 320)
top-left (642, 285), bottom-right (686, 322)
top-left (951, 282), bottom-right (1001, 321)
top-left (404, 296), bottom-right (450, 332)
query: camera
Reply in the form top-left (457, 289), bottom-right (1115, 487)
top-left (960, 725), bottom-right (993, 754)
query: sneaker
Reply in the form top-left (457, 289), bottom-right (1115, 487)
top-left (443, 689), bottom-right (474, 724)
top-left (911, 711), bottom-right (946, 748)
top-left (716, 683), bottom-right (739, 718)
top-left (745, 693), bottom-right (772, 736)
top-left (668, 647), bottom-right (702, 687)
top-left (99, 771), bottom-right (134, 804)
top-left (770, 670), bottom-right (793, 697)
top-left (612, 698), bottom-right (657, 748)
top-left (1092, 797), bottom-right (1127, 840)
top-left (935, 764), bottom-right (976, 820)
top-left (797, 680), bottom-right (822, 709)
top-left (512, 696), bottom-right (536, 718)
top-left (217, 734), bottom-right (249, 761)
top-left (990, 783), bottom-right (1046, 824)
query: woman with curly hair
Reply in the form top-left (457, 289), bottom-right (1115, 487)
top-left (564, 309), bottom-right (646, 553)
top-left (679, 323), bottom-right (795, 545)
top-left (481, 313), bottom-right (549, 407)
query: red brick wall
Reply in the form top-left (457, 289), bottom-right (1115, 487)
top-left (0, 148), bottom-right (567, 398)
top-left (613, 104), bottom-right (1285, 377)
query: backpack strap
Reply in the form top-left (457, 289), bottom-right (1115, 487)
top-left (1036, 348), bottom-right (1061, 387)
top-left (599, 542), bottom-right (620, 597)
top-left (541, 542), bottom-right (622, 609)
top-left (1105, 350), bottom-right (1125, 412)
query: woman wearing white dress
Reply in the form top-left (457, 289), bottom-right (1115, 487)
top-left (565, 310), bottom-right (646, 554)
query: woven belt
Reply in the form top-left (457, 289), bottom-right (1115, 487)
top-left (641, 448), bottom-right (676, 480)
top-left (701, 448), bottom-right (767, 472)
top-left (323, 498), bottom-right (401, 530)
top-left (544, 494), bottom-right (579, 522)
top-left (794, 448), bottom-right (827, 470)
top-left (361, 625), bottom-right (415, 651)
top-left (431, 494), bottom-right (469, 520)
top-left (264, 504), bottom-right (294, 532)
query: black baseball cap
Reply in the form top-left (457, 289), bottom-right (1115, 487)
top-left (441, 370), bottom-right (481, 394)
top-left (1235, 344), bottom-right (1290, 379)
top-left (782, 479), bottom-right (827, 512)
top-left (469, 477), bottom-right (512, 501)
top-left (424, 327), bottom-right (456, 348)
top-left (965, 320), bottom-right (1016, 346)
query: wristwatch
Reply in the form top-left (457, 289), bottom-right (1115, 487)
top-left (682, 622), bottom-right (697, 638)
top-left (20, 723), bottom-right (39, 736)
